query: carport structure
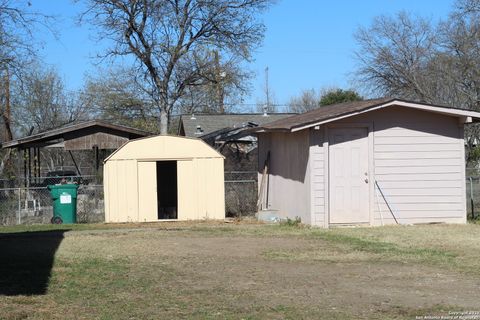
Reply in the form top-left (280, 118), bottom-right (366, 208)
top-left (2, 120), bottom-right (150, 186)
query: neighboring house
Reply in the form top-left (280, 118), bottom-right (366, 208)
top-left (254, 98), bottom-right (480, 227)
top-left (178, 113), bottom-right (294, 171)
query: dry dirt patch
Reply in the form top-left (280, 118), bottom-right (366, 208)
top-left (0, 224), bottom-right (479, 319)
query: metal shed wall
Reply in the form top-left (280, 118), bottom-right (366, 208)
top-left (104, 135), bottom-right (225, 222)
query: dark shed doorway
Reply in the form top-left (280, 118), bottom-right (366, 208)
top-left (156, 161), bottom-right (178, 219)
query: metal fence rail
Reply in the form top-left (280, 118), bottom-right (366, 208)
top-left (0, 175), bottom-right (99, 188)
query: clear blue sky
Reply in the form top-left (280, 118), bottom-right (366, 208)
top-left (31, 0), bottom-right (454, 112)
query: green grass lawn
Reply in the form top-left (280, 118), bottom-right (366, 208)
top-left (1, 221), bottom-right (479, 319)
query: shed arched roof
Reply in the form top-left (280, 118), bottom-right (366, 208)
top-left (105, 135), bottom-right (223, 161)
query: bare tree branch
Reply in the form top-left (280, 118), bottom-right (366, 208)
top-left (80, 0), bottom-right (273, 133)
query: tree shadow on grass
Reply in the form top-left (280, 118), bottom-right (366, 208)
top-left (0, 230), bottom-right (69, 296)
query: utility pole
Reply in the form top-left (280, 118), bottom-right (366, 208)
top-left (214, 50), bottom-right (225, 114)
top-left (265, 66), bottom-right (270, 112)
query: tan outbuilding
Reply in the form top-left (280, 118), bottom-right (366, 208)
top-left (103, 135), bottom-right (225, 222)
top-left (255, 98), bottom-right (480, 227)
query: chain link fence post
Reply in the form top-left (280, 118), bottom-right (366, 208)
top-left (469, 177), bottom-right (475, 220)
top-left (17, 188), bottom-right (21, 225)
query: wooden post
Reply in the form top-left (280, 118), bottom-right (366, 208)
top-left (37, 148), bottom-right (41, 180)
top-left (33, 147), bottom-right (41, 183)
top-left (27, 148), bottom-right (31, 187)
top-left (32, 148), bottom-right (36, 184)
top-left (23, 149), bottom-right (27, 187)
top-left (68, 150), bottom-right (82, 176)
top-left (257, 151), bottom-right (270, 211)
top-left (93, 145), bottom-right (99, 183)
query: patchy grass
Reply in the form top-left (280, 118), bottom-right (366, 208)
top-left (0, 220), bottom-right (229, 234)
top-left (0, 221), bottom-right (479, 319)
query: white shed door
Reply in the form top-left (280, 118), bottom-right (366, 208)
top-left (328, 127), bottom-right (369, 224)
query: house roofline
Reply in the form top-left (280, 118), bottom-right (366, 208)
top-left (254, 99), bottom-right (480, 133)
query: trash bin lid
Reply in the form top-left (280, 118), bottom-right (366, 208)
top-left (47, 183), bottom-right (79, 190)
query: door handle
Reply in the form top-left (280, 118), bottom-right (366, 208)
top-left (364, 178), bottom-right (369, 183)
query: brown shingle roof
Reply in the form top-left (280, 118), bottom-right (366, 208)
top-left (259, 98), bottom-right (392, 131)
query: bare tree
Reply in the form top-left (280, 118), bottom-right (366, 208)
top-left (354, 2), bottom-right (480, 163)
top-left (455, 0), bottom-right (480, 14)
top-left (0, 1), bottom-right (55, 178)
top-left (0, 1), bottom-right (54, 142)
top-left (80, 67), bottom-right (158, 132)
top-left (176, 51), bottom-right (251, 115)
top-left (354, 12), bottom-right (438, 102)
top-left (11, 65), bottom-right (86, 135)
top-left (287, 89), bottom-right (320, 113)
top-left (81, 0), bottom-right (273, 134)
top-left (287, 87), bottom-right (363, 113)
top-left (1, 1), bottom-right (36, 70)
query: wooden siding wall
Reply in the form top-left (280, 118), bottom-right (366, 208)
top-left (258, 131), bottom-right (311, 224)
top-left (309, 106), bottom-right (466, 226)
top-left (65, 132), bottom-right (129, 150)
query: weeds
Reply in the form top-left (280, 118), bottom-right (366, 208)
top-left (279, 216), bottom-right (302, 227)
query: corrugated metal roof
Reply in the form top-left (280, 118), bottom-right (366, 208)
top-left (2, 120), bottom-right (151, 149)
top-left (179, 113), bottom-right (295, 137)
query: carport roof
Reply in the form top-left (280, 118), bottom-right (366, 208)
top-left (2, 120), bottom-right (151, 149)
top-left (255, 98), bottom-right (480, 132)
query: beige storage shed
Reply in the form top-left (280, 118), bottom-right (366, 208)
top-left (103, 135), bottom-right (225, 222)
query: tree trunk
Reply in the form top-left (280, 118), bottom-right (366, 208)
top-left (2, 68), bottom-right (13, 141)
top-left (0, 149), bottom-right (12, 177)
top-left (159, 108), bottom-right (168, 135)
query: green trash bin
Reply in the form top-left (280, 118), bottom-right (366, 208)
top-left (47, 184), bottom-right (79, 224)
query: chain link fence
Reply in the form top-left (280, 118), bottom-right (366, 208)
top-left (0, 185), bottom-right (104, 226)
top-left (0, 171), bottom-right (258, 225)
top-left (224, 171), bottom-right (257, 217)
top-left (3, 169), bottom-right (480, 223)
top-left (466, 169), bottom-right (480, 220)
